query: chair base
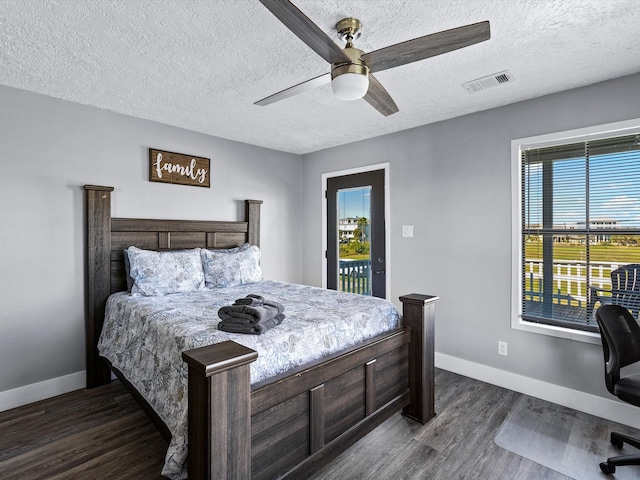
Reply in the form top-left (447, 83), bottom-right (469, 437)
top-left (600, 432), bottom-right (640, 475)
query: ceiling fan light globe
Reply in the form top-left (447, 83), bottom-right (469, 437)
top-left (332, 71), bottom-right (369, 101)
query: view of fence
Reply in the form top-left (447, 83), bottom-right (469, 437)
top-left (524, 259), bottom-right (620, 307)
top-left (339, 259), bottom-right (371, 295)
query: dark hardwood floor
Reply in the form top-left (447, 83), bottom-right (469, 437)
top-left (0, 381), bottom-right (167, 479)
top-left (0, 369), bottom-right (570, 479)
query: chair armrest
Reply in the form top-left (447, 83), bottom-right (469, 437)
top-left (591, 289), bottom-right (640, 313)
top-left (589, 286), bottom-right (613, 307)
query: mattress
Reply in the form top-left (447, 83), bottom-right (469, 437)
top-left (98, 280), bottom-right (401, 479)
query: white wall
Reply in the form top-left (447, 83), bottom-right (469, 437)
top-left (0, 85), bottom-right (302, 407)
top-left (301, 73), bottom-right (640, 421)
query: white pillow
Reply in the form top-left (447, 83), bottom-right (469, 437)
top-left (201, 245), bottom-right (262, 288)
top-left (127, 246), bottom-right (205, 296)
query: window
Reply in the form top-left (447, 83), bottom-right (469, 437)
top-left (514, 123), bottom-right (640, 338)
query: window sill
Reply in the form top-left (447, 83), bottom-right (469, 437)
top-left (511, 316), bottom-right (601, 344)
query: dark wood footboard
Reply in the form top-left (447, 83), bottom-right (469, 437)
top-left (182, 294), bottom-right (437, 480)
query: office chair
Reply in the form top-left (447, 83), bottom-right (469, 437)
top-left (595, 304), bottom-right (640, 474)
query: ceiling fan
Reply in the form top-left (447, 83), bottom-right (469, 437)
top-left (255, 0), bottom-right (490, 116)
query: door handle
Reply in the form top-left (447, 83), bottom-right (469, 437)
top-left (374, 270), bottom-right (385, 275)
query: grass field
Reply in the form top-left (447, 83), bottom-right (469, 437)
top-left (525, 242), bottom-right (640, 263)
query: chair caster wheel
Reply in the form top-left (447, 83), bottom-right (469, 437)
top-left (611, 437), bottom-right (624, 449)
top-left (600, 462), bottom-right (616, 474)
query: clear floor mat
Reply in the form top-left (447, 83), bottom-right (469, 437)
top-left (494, 395), bottom-right (640, 479)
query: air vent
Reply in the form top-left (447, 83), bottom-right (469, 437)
top-left (462, 70), bottom-right (514, 93)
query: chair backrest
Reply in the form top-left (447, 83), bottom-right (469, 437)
top-left (596, 304), bottom-right (640, 395)
top-left (608, 264), bottom-right (640, 316)
top-left (611, 264), bottom-right (640, 293)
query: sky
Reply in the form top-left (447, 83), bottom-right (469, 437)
top-left (338, 187), bottom-right (371, 220)
top-left (524, 150), bottom-right (640, 228)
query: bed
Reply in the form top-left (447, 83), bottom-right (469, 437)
top-left (84, 184), bottom-right (438, 480)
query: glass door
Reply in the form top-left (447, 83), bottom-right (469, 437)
top-left (327, 169), bottom-right (385, 298)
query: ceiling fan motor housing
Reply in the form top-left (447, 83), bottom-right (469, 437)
top-left (332, 17), bottom-right (368, 83)
top-left (331, 46), bottom-right (369, 79)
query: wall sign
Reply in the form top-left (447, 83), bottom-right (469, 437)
top-left (149, 148), bottom-right (210, 188)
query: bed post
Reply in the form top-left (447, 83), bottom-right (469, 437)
top-left (84, 185), bottom-right (115, 388)
top-left (399, 293), bottom-right (438, 424)
top-left (182, 341), bottom-right (258, 480)
top-left (246, 199), bottom-right (262, 247)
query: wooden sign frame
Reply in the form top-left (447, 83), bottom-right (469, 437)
top-left (149, 148), bottom-right (210, 188)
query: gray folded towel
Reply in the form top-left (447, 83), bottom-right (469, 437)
top-left (218, 298), bottom-right (285, 324)
top-left (218, 296), bottom-right (286, 334)
top-left (218, 304), bottom-right (281, 323)
top-left (218, 314), bottom-right (285, 335)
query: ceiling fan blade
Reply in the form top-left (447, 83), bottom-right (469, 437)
top-left (363, 74), bottom-right (399, 117)
top-left (362, 21), bottom-right (490, 73)
top-left (255, 73), bottom-right (331, 106)
top-left (259, 0), bottom-right (351, 65)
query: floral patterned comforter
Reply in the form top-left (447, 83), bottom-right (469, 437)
top-left (98, 280), bottom-right (401, 479)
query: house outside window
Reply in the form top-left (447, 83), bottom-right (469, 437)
top-left (512, 121), bottom-right (640, 341)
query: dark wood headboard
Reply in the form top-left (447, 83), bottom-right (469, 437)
top-left (84, 185), bottom-right (262, 388)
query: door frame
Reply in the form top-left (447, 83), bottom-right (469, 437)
top-left (321, 162), bottom-right (391, 299)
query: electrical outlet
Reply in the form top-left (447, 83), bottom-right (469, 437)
top-left (498, 341), bottom-right (508, 356)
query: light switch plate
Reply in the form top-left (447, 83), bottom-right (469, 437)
top-left (402, 225), bottom-right (414, 238)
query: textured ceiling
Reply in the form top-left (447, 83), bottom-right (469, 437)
top-left (1, 0), bottom-right (640, 154)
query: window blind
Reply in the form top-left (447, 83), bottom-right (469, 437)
top-left (520, 133), bottom-right (640, 331)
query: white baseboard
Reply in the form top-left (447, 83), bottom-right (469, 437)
top-left (435, 352), bottom-right (640, 430)
top-left (0, 371), bottom-right (85, 413)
